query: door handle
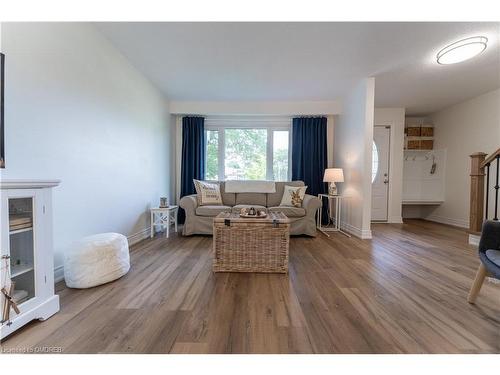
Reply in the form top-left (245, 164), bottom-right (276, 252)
top-left (384, 179), bottom-right (389, 184)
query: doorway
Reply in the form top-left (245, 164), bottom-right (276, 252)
top-left (372, 125), bottom-right (391, 221)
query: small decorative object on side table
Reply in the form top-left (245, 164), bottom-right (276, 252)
top-left (150, 205), bottom-right (178, 238)
top-left (159, 197), bottom-right (168, 208)
top-left (317, 194), bottom-right (351, 238)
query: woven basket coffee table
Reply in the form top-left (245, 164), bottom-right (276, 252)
top-left (213, 211), bottom-right (290, 273)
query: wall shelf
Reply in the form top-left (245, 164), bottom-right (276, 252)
top-left (402, 200), bottom-right (443, 205)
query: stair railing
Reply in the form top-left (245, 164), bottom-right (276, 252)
top-left (470, 148), bottom-right (500, 233)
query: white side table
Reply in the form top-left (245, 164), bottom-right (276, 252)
top-left (150, 206), bottom-right (178, 238)
top-left (317, 194), bottom-right (351, 238)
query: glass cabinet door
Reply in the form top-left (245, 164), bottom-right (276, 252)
top-left (8, 197), bottom-right (36, 305)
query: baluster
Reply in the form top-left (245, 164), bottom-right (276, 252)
top-left (485, 163), bottom-right (490, 220)
top-left (494, 155), bottom-right (499, 221)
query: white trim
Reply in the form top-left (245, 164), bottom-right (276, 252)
top-left (425, 214), bottom-right (469, 228)
top-left (266, 129), bottom-right (273, 180)
top-left (169, 101), bottom-right (342, 116)
top-left (341, 221), bottom-right (373, 239)
top-left (387, 215), bottom-right (404, 224)
top-left (468, 233), bottom-right (480, 246)
top-left (127, 227), bottom-right (151, 246)
top-left (0, 179), bottom-right (61, 189)
top-left (53, 227), bottom-right (151, 283)
top-left (54, 265), bottom-right (64, 283)
top-left (204, 116), bottom-right (292, 181)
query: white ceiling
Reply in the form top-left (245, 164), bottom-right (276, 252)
top-left (96, 22), bottom-right (500, 115)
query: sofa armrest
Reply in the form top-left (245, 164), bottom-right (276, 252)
top-left (179, 195), bottom-right (198, 216)
top-left (479, 220), bottom-right (500, 254)
top-left (303, 194), bottom-right (321, 218)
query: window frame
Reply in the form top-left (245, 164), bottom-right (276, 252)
top-left (204, 117), bottom-right (292, 181)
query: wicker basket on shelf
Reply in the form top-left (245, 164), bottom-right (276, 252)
top-left (212, 211), bottom-right (290, 273)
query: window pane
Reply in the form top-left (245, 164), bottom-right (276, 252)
top-left (273, 130), bottom-right (289, 181)
top-left (224, 129), bottom-right (267, 180)
top-left (206, 130), bottom-right (219, 180)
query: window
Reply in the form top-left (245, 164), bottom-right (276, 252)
top-left (372, 141), bottom-right (379, 183)
top-left (225, 129), bottom-right (267, 180)
top-left (273, 131), bottom-right (289, 181)
top-left (205, 130), bottom-right (219, 180)
top-left (204, 119), bottom-right (290, 181)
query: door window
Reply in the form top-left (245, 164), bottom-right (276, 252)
top-left (372, 141), bottom-right (379, 183)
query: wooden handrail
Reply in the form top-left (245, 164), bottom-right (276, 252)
top-left (481, 147), bottom-right (500, 168)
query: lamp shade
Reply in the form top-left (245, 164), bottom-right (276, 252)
top-left (323, 168), bottom-right (344, 183)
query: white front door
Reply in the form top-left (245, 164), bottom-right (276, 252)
top-left (371, 126), bottom-right (390, 221)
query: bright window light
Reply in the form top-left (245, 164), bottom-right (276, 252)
top-left (437, 36), bottom-right (488, 65)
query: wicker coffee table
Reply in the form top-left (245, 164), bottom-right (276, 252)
top-left (213, 211), bottom-right (290, 273)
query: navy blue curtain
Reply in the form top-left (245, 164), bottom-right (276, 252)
top-left (291, 117), bottom-right (328, 223)
top-left (179, 116), bottom-right (205, 223)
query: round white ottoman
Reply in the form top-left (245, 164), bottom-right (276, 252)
top-left (64, 233), bottom-right (130, 289)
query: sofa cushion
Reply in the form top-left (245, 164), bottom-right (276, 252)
top-left (269, 206), bottom-right (306, 218)
top-left (231, 204), bottom-right (267, 214)
top-left (235, 193), bottom-right (267, 206)
top-left (267, 181), bottom-right (305, 207)
top-left (219, 181), bottom-right (236, 206)
top-left (196, 205), bottom-right (231, 217)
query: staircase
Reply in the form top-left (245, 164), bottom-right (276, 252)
top-left (469, 147), bottom-right (500, 240)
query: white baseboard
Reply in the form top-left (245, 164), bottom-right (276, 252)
top-left (387, 216), bottom-right (403, 224)
top-left (341, 221), bottom-right (372, 239)
top-left (468, 233), bottom-right (480, 247)
top-left (127, 226), bottom-right (151, 246)
top-left (53, 226), bottom-right (151, 284)
top-left (425, 214), bottom-right (468, 229)
top-left (54, 265), bottom-right (64, 283)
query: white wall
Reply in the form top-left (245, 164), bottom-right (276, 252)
top-left (425, 89), bottom-right (500, 227)
top-left (0, 23), bottom-right (172, 274)
top-left (334, 78), bottom-right (375, 239)
top-left (374, 108), bottom-right (405, 223)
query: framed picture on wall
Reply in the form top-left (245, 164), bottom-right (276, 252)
top-left (1, 52), bottom-right (4, 168)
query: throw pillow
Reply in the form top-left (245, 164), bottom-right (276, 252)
top-left (280, 185), bottom-right (307, 208)
top-left (193, 180), bottom-right (223, 206)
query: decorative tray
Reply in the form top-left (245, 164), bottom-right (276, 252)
top-left (239, 209), bottom-right (267, 218)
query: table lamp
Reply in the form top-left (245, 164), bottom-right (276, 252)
top-left (323, 168), bottom-right (344, 196)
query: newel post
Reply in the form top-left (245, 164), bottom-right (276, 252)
top-left (469, 152), bottom-right (487, 232)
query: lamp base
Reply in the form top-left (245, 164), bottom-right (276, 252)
top-left (328, 182), bottom-right (338, 196)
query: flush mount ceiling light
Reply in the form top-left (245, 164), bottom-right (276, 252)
top-left (437, 36), bottom-right (488, 65)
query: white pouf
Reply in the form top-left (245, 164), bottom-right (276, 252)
top-left (64, 232), bottom-right (130, 289)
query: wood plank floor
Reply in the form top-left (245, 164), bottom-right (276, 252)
top-left (1, 219), bottom-right (499, 353)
